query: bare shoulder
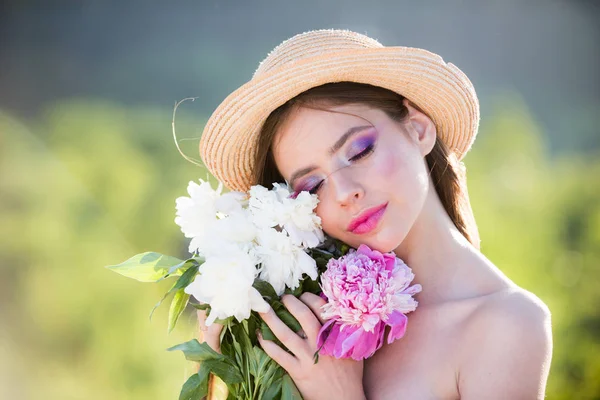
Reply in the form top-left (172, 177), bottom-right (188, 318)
top-left (457, 288), bottom-right (553, 399)
top-left (470, 287), bottom-right (552, 332)
top-left (463, 288), bottom-right (553, 364)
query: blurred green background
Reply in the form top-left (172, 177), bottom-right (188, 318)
top-left (1, 1), bottom-right (599, 399)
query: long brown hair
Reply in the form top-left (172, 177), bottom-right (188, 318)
top-left (253, 82), bottom-right (480, 248)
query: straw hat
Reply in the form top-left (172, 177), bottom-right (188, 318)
top-left (199, 29), bottom-right (480, 192)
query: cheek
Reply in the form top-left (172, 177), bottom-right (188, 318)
top-left (372, 143), bottom-right (417, 185)
top-left (377, 146), bottom-right (401, 178)
top-left (314, 201), bottom-right (340, 240)
top-left (374, 144), bottom-right (430, 225)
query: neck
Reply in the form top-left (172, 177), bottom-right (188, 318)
top-left (393, 182), bottom-right (491, 306)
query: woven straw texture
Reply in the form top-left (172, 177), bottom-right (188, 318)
top-left (199, 29), bottom-right (480, 192)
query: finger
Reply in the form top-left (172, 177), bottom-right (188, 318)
top-left (259, 307), bottom-right (307, 357)
top-left (296, 329), bottom-right (308, 339)
top-left (197, 309), bottom-right (223, 353)
top-left (197, 309), bottom-right (209, 333)
top-left (257, 330), bottom-right (298, 372)
top-left (299, 292), bottom-right (328, 324)
top-left (281, 294), bottom-right (323, 344)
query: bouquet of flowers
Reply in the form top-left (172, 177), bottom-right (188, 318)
top-left (107, 178), bottom-right (421, 400)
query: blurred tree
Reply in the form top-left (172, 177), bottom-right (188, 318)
top-left (0, 102), bottom-right (209, 400)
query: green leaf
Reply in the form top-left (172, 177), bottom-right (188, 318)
top-left (159, 257), bottom-right (202, 283)
top-left (172, 255), bottom-right (204, 273)
top-left (313, 349), bottom-right (320, 364)
top-left (197, 362), bottom-right (212, 397)
top-left (339, 243), bottom-right (351, 255)
top-left (178, 373), bottom-right (200, 400)
top-left (106, 252), bottom-right (186, 282)
top-left (149, 279), bottom-right (178, 321)
top-left (230, 329), bottom-right (244, 368)
top-left (226, 391), bottom-right (238, 400)
top-left (253, 279), bottom-right (278, 301)
top-left (172, 264), bottom-right (200, 290)
top-left (213, 316), bottom-right (234, 325)
top-left (167, 339), bottom-right (225, 362)
top-left (248, 345), bottom-right (259, 378)
top-left (219, 332), bottom-right (234, 358)
top-left (281, 374), bottom-right (303, 400)
top-left (247, 314), bottom-right (259, 344)
top-left (203, 359), bottom-right (244, 385)
top-left (178, 371), bottom-right (209, 400)
top-left (252, 346), bottom-right (271, 379)
top-left (149, 264), bottom-right (198, 322)
top-left (260, 321), bottom-right (278, 341)
top-left (190, 302), bottom-right (210, 310)
top-left (273, 302), bottom-right (302, 333)
top-left (168, 288), bottom-right (190, 333)
top-left (262, 362), bottom-right (285, 390)
top-left (261, 378), bottom-right (283, 400)
top-left (239, 320), bottom-right (253, 350)
top-left (307, 247), bottom-right (336, 265)
top-left (300, 278), bottom-right (322, 295)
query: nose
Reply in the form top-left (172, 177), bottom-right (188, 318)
top-left (328, 166), bottom-right (365, 206)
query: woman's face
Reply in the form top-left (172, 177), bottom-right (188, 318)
top-left (272, 100), bottom-right (437, 253)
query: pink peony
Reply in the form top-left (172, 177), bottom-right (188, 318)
top-left (316, 244), bottom-right (422, 360)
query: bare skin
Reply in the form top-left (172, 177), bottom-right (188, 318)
top-left (198, 100), bottom-right (553, 399)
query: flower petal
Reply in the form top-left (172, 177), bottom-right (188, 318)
top-left (349, 322), bottom-right (385, 360)
top-left (386, 311), bottom-right (408, 344)
top-left (337, 325), bottom-right (362, 358)
top-left (248, 287), bottom-right (270, 313)
top-left (317, 319), bottom-right (341, 356)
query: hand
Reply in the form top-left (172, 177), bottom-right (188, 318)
top-left (197, 309), bottom-right (224, 354)
top-left (197, 310), bottom-right (227, 399)
top-left (258, 293), bottom-right (366, 400)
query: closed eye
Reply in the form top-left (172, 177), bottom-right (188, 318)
top-left (296, 142), bottom-right (376, 196)
top-left (349, 143), bottom-right (374, 162)
top-left (308, 180), bottom-right (324, 194)
top-left (307, 144), bottom-right (374, 194)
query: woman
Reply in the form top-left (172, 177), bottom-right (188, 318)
top-left (196, 29), bottom-right (552, 399)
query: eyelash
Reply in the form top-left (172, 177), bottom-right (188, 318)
top-left (303, 143), bottom-right (375, 195)
top-left (349, 143), bottom-right (374, 162)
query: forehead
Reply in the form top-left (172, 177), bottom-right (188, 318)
top-left (272, 104), bottom-right (379, 176)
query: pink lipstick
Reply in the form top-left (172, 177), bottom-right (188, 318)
top-left (347, 202), bottom-right (388, 235)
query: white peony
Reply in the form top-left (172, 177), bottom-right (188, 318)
top-left (175, 180), bottom-right (255, 256)
top-left (213, 210), bottom-right (257, 245)
top-left (280, 190), bottom-right (324, 248)
top-left (249, 183), bottom-right (324, 249)
top-left (255, 227), bottom-right (318, 295)
top-left (175, 179), bottom-right (223, 254)
top-left (248, 185), bottom-right (280, 228)
top-left (184, 249), bottom-right (269, 326)
top-left (210, 196), bottom-right (257, 258)
top-left (177, 180), bottom-right (322, 310)
top-left (214, 191), bottom-right (248, 215)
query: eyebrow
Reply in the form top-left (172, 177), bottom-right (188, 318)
top-left (288, 125), bottom-right (372, 188)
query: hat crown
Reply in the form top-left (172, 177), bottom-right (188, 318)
top-left (253, 29), bottom-right (384, 79)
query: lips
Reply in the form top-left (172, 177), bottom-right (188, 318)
top-left (347, 202), bottom-right (388, 234)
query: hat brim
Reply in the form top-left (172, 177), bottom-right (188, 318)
top-left (200, 46), bottom-right (480, 192)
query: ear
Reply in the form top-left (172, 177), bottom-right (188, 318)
top-left (402, 98), bottom-right (437, 157)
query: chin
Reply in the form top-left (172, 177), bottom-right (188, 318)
top-left (341, 227), bottom-right (406, 254)
top-left (367, 230), bottom-right (405, 253)
top-left (325, 216), bottom-right (409, 253)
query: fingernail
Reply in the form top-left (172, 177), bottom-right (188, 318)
top-left (258, 308), bottom-right (271, 318)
